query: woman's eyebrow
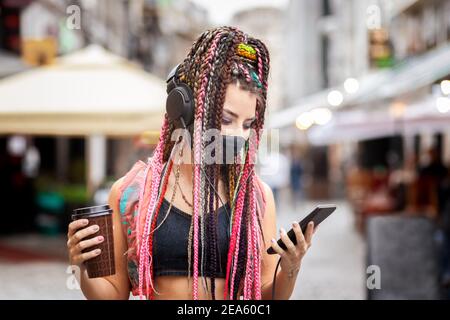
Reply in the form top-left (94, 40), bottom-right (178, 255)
top-left (223, 108), bottom-right (256, 121)
top-left (223, 108), bottom-right (238, 118)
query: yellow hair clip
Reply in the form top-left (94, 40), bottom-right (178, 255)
top-left (237, 43), bottom-right (257, 61)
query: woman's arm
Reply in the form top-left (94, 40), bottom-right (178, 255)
top-left (259, 181), bottom-right (314, 300)
top-left (68, 177), bottom-right (131, 300)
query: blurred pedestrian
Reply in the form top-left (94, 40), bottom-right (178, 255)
top-left (415, 147), bottom-right (448, 219)
top-left (289, 148), bottom-right (303, 209)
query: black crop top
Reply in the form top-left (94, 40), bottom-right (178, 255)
top-left (152, 197), bottom-right (231, 278)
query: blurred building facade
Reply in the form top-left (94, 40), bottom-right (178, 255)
top-left (0, 0), bottom-right (211, 235)
top-left (279, 0), bottom-right (450, 298)
top-left (279, 0), bottom-right (450, 200)
top-left (0, 0), bottom-right (209, 70)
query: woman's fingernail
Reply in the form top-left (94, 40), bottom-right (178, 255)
top-left (82, 220), bottom-right (88, 225)
top-left (95, 249), bottom-right (101, 254)
top-left (292, 221), bottom-right (297, 228)
top-left (93, 225), bottom-right (99, 231)
top-left (97, 236), bottom-right (104, 242)
top-left (280, 228), bottom-right (286, 234)
top-left (271, 238), bottom-right (276, 243)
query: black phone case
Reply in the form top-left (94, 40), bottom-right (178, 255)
top-left (266, 205), bottom-right (336, 255)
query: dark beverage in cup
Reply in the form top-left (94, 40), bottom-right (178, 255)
top-left (72, 204), bottom-right (116, 278)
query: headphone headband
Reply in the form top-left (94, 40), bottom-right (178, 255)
top-left (166, 63), bottom-right (181, 94)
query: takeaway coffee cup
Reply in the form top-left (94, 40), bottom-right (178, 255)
top-left (72, 204), bottom-right (116, 278)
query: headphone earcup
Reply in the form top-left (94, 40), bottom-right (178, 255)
top-left (166, 83), bottom-right (194, 128)
top-left (178, 83), bottom-right (194, 127)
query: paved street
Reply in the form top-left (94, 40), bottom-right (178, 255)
top-left (0, 196), bottom-right (366, 300)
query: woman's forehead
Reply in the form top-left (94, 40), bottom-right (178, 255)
top-left (224, 83), bottom-right (257, 117)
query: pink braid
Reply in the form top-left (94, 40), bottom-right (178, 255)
top-left (243, 191), bottom-right (254, 299)
top-left (226, 159), bottom-right (253, 299)
top-left (254, 47), bottom-right (266, 90)
top-left (224, 186), bottom-right (242, 297)
top-left (229, 183), bottom-right (246, 298)
top-left (238, 63), bottom-right (252, 83)
top-left (251, 186), bottom-right (262, 299)
top-left (224, 145), bottom-right (247, 301)
top-left (138, 118), bottom-right (169, 299)
top-left (249, 139), bottom-right (262, 299)
top-left (192, 31), bottom-right (225, 300)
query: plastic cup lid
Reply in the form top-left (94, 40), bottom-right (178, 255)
top-left (72, 204), bottom-right (112, 218)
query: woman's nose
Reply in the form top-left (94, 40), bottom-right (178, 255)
top-left (222, 127), bottom-right (248, 139)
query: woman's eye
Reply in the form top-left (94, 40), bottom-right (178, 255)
top-left (222, 117), bottom-right (232, 125)
top-left (243, 120), bottom-right (255, 129)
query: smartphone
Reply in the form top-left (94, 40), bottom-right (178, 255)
top-left (266, 204), bottom-right (337, 255)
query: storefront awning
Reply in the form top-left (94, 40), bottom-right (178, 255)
top-left (307, 96), bottom-right (450, 145)
top-left (269, 42), bottom-right (450, 130)
top-left (0, 45), bottom-right (166, 136)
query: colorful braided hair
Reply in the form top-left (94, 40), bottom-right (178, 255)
top-left (136, 26), bottom-right (270, 300)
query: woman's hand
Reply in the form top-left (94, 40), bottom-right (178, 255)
top-left (269, 221), bottom-right (316, 277)
top-left (67, 219), bottom-right (104, 267)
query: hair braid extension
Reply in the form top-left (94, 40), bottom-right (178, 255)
top-left (137, 116), bottom-right (170, 299)
top-left (206, 167), bottom-right (216, 299)
top-left (193, 29), bottom-right (241, 300)
top-left (226, 156), bottom-right (251, 299)
top-left (144, 157), bottom-right (173, 299)
top-left (232, 190), bottom-right (249, 299)
top-left (237, 164), bottom-right (252, 298)
top-left (200, 41), bottom-right (222, 292)
top-left (205, 32), bottom-right (240, 299)
top-left (191, 30), bottom-right (227, 300)
top-left (211, 164), bottom-right (222, 299)
top-left (244, 187), bottom-right (255, 298)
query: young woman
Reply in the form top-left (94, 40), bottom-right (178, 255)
top-left (67, 26), bottom-right (316, 300)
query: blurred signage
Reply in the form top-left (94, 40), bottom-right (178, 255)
top-left (369, 28), bottom-right (394, 69)
top-left (21, 37), bottom-right (57, 66)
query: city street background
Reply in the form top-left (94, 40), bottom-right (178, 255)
top-left (0, 0), bottom-right (449, 300)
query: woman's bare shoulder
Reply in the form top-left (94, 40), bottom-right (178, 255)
top-left (258, 178), bottom-right (273, 197)
top-left (255, 175), bottom-right (274, 204)
top-left (109, 177), bottom-right (126, 203)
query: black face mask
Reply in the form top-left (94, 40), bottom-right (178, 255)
top-left (184, 125), bottom-right (246, 165)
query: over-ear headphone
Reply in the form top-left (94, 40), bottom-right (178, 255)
top-left (166, 63), bottom-right (194, 130)
top-left (166, 31), bottom-right (238, 130)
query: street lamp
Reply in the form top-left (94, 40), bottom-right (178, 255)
top-left (295, 112), bottom-right (314, 130)
top-left (327, 90), bottom-right (343, 107)
top-left (344, 78), bottom-right (359, 94)
top-left (311, 107), bottom-right (333, 125)
top-left (440, 80), bottom-right (450, 95)
top-left (436, 97), bottom-right (450, 113)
